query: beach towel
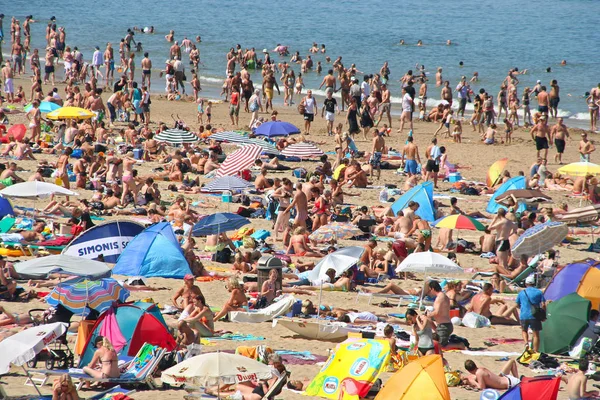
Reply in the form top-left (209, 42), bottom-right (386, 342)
top-left (484, 338), bottom-right (524, 345)
top-left (99, 308), bottom-right (127, 353)
top-left (209, 333), bottom-right (265, 341)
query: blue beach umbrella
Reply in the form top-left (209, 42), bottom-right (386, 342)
top-left (192, 212), bottom-right (250, 236)
top-left (253, 121), bottom-right (300, 137)
top-left (24, 101), bottom-right (62, 113)
top-left (511, 221), bottom-right (568, 256)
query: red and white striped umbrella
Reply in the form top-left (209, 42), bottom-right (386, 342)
top-left (216, 144), bottom-right (263, 177)
top-left (280, 142), bottom-right (324, 159)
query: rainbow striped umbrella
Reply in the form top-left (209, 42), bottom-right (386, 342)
top-left (433, 214), bottom-right (486, 231)
top-left (46, 278), bottom-right (130, 314)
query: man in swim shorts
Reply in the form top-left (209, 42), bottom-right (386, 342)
top-left (550, 117), bottom-right (569, 164)
top-left (530, 115), bottom-right (550, 160)
top-left (402, 136), bottom-right (421, 176)
top-left (1, 61), bottom-right (14, 102)
top-left (261, 70), bottom-right (279, 112)
top-left (369, 129), bottom-right (385, 180)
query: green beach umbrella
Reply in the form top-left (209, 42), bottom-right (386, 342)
top-left (539, 293), bottom-right (591, 355)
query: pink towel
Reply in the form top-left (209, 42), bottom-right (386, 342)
top-left (99, 308), bottom-right (127, 352)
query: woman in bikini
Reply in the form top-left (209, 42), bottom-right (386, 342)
top-left (56, 147), bottom-right (72, 190)
top-left (177, 294), bottom-right (214, 345)
top-left (120, 152), bottom-right (139, 205)
top-left (52, 374), bottom-right (80, 400)
top-left (311, 189), bottom-right (332, 231)
top-left (286, 227), bottom-right (321, 257)
top-left (82, 336), bottom-right (119, 379)
top-left (213, 277), bottom-right (248, 321)
top-left (0, 305), bottom-right (34, 326)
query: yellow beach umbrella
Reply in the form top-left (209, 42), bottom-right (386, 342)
top-left (487, 158), bottom-right (508, 187)
top-left (558, 162), bottom-right (600, 177)
top-left (47, 106), bottom-right (95, 120)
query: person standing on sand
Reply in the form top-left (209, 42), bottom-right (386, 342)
top-left (262, 70), bottom-right (279, 112)
top-left (370, 129), bottom-right (385, 180)
top-left (579, 132), bottom-right (596, 162)
top-left (398, 86), bottom-right (413, 134)
top-left (26, 100), bottom-right (41, 141)
top-left (300, 90), bottom-right (317, 135)
top-left (2, 61), bottom-right (14, 102)
top-left (141, 52), bottom-right (152, 90)
top-left (489, 208), bottom-right (517, 273)
top-left (375, 83), bottom-right (391, 128)
top-left (285, 183), bottom-right (308, 229)
top-left (455, 76), bottom-right (469, 117)
top-left (402, 136), bottom-right (421, 177)
top-left (530, 115), bottom-right (550, 160)
top-left (536, 85), bottom-right (549, 118)
top-left (549, 79), bottom-right (560, 119)
top-left (321, 88), bottom-right (339, 136)
top-left (515, 275), bottom-right (545, 353)
top-left (426, 280), bottom-right (453, 346)
top-left (550, 117), bottom-right (569, 164)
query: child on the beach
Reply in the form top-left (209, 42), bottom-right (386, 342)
top-left (483, 124), bottom-right (496, 145)
top-left (418, 102), bottom-right (427, 121)
top-left (205, 101), bottom-right (212, 124)
top-left (196, 97), bottom-right (205, 124)
top-left (504, 118), bottom-right (513, 144)
top-left (383, 324), bottom-right (397, 354)
top-left (452, 119), bottom-right (462, 143)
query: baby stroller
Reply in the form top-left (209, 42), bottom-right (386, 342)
top-left (25, 304), bottom-right (75, 369)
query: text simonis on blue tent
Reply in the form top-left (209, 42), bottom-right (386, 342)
top-left (112, 222), bottom-right (191, 279)
top-left (486, 176), bottom-right (526, 214)
top-left (390, 181), bottom-right (435, 221)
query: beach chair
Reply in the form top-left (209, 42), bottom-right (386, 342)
top-left (31, 343), bottom-right (165, 390)
top-left (262, 371), bottom-right (289, 400)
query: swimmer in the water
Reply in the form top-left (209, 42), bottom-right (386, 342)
top-left (196, 36), bottom-right (201, 43)
top-left (459, 61), bottom-right (464, 67)
top-left (446, 40), bottom-right (452, 45)
top-left (470, 72), bottom-right (479, 83)
top-left (561, 60), bottom-right (567, 66)
top-left (546, 67), bottom-right (552, 73)
top-left (399, 39), bottom-right (405, 45)
top-left (417, 40), bottom-right (423, 46)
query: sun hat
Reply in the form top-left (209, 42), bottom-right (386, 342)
top-left (525, 275), bottom-right (535, 285)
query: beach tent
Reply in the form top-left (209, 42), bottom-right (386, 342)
top-left (486, 176), bottom-right (526, 214)
top-left (544, 259), bottom-right (600, 304)
top-left (375, 355), bottom-right (450, 400)
top-left (0, 197), bottom-right (13, 219)
top-left (390, 182), bottom-right (435, 221)
top-left (540, 293), bottom-right (591, 355)
top-left (78, 302), bottom-right (177, 367)
top-left (112, 222), bottom-right (191, 278)
top-left (62, 220), bottom-right (145, 264)
top-left (498, 375), bottom-right (560, 400)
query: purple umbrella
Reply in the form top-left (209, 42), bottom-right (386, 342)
top-left (544, 259), bottom-right (599, 302)
top-left (253, 121), bottom-right (300, 137)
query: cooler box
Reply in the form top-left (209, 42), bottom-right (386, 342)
top-left (133, 148), bottom-right (143, 160)
top-left (222, 191), bottom-right (232, 203)
top-left (285, 300), bottom-right (303, 317)
top-left (448, 172), bottom-right (462, 182)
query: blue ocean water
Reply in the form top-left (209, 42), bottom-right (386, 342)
top-left (3, 0), bottom-right (600, 125)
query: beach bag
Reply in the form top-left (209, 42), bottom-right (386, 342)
top-left (445, 370), bottom-right (461, 387)
top-left (462, 312), bottom-right (491, 328)
top-left (293, 167), bottom-right (307, 179)
top-left (214, 247), bottom-right (232, 263)
top-left (517, 348), bottom-right (540, 366)
top-left (523, 290), bottom-right (546, 321)
top-left (569, 337), bottom-right (593, 358)
top-left (298, 101), bottom-right (306, 115)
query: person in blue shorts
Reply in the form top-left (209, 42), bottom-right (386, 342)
top-left (402, 136), bottom-right (421, 176)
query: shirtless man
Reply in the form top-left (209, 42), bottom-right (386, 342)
top-left (549, 80), bottom-right (560, 118)
top-left (262, 70), bottom-right (280, 112)
top-left (408, 216), bottom-right (432, 251)
top-left (391, 211), bottom-right (413, 239)
top-left (285, 183), bottom-right (308, 229)
top-left (550, 117), bottom-right (569, 164)
top-left (462, 359), bottom-right (521, 391)
top-left (479, 229), bottom-right (496, 253)
top-left (0, 162), bottom-right (25, 185)
top-left (172, 274), bottom-right (203, 310)
top-left (376, 84), bottom-right (391, 127)
top-left (2, 61), bottom-right (14, 102)
top-left (203, 152), bottom-right (220, 174)
top-left (402, 136), bottom-right (421, 177)
top-left (319, 69), bottom-right (337, 92)
top-left (530, 116), bottom-right (551, 159)
top-left (440, 81), bottom-right (452, 106)
top-left (567, 359), bottom-right (599, 400)
top-left (370, 130), bottom-right (385, 180)
top-left (536, 85), bottom-right (549, 117)
top-left (489, 208), bottom-right (517, 272)
top-left (579, 132), bottom-right (596, 162)
top-left (469, 283), bottom-right (519, 325)
top-left (426, 280), bottom-right (453, 346)
top-left (141, 52), bottom-right (152, 90)
top-left (254, 168), bottom-right (271, 191)
top-left (360, 239), bottom-right (378, 267)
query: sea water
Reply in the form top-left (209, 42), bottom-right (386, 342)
top-left (3, 0), bottom-right (600, 126)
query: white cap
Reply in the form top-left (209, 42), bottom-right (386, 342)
top-left (536, 80), bottom-right (541, 84)
top-left (262, 49), bottom-right (268, 53)
top-left (525, 275), bottom-right (535, 285)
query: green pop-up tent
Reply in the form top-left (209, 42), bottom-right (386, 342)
top-left (540, 293), bottom-right (591, 355)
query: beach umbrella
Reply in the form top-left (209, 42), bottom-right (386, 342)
top-left (305, 339), bottom-right (391, 399)
top-left (215, 144), bottom-right (263, 177)
top-left (243, 138), bottom-right (280, 155)
top-left (308, 222), bottom-right (363, 243)
top-left (487, 158), bottom-right (509, 187)
top-left (0, 322), bottom-right (68, 395)
top-left (0, 181), bottom-right (78, 199)
top-left (495, 189), bottom-right (552, 206)
top-left (14, 254), bottom-right (111, 279)
top-left (281, 142), bottom-right (325, 159)
top-left (202, 176), bottom-right (253, 192)
top-left (6, 124), bottom-right (27, 141)
top-left (539, 293), bottom-right (591, 355)
top-left (161, 351), bottom-right (272, 387)
top-left (155, 128), bottom-right (199, 145)
top-left (192, 212), bottom-right (249, 236)
top-left (46, 277), bottom-right (130, 315)
top-left (24, 101), bottom-right (61, 113)
top-left (433, 214), bottom-right (485, 231)
top-left (511, 221), bottom-right (568, 257)
top-left (395, 251), bottom-right (463, 275)
top-left (498, 375), bottom-right (561, 400)
top-left (558, 162), bottom-right (600, 177)
top-left (308, 246), bottom-right (365, 281)
top-left (208, 130), bottom-right (251, 143)
top-left (556, 204), bottom-right (600, 224)
top-left (47, 106), bottom-right (94, 120)
top-left (254, 121), bottom-right (300, 137)
top-left (375, 355), bottom-right (450, 400)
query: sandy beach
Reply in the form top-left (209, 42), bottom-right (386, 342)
top-left (0, 68), bottom-right (597, 400)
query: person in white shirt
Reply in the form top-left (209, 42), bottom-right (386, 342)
top-left (301, 89), bottom-right (317, 135)
top-left (92, 46), bottom-right (103, 79)
top-left (398, 87), bottom-right (414, 134)
top-left (361, 75), bottom-right (371, 102)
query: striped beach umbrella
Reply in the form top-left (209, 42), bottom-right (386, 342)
top-left (308, 222), bottom-right (363, 242)
top-left (511, 221), bottom-right (568, 256)
top-left (208, 130), bottom-right (251, 143)
top-left (216, 144), bottom-right (263, 177)
top-left (244, 138), bottom-right (280, 155)
top-left (433, 214), bottom-right (486, 231)
top-left (202, 176), bottom-right (253, 192)
top-left (280, 142), bottom-right (324, 159)
top-left (155, 128), bottom-right (199, 145)
top-left (46, 277), bottom-right (130, 314)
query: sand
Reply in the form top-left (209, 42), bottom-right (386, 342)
top-left (0, 73), bottom-right (595, 399)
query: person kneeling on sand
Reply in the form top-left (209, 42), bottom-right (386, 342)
top-left (462, 358), bottom-right (521, 390)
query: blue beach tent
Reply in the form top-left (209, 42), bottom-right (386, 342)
top-left (390, 181), bottom-right (435, 221)
top-left (112, 222), bottom-right (191, 278)
top-left (486, 176), bottom-right (527, 214)
top-left (0, 196), bottom-right (14, 219)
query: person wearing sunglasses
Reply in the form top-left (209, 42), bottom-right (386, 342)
top-left (52, 373), bottom-right (79, 400)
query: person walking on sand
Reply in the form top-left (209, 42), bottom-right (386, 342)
top-left (300, 90), bottom-right (317, 135)
top-left (550, 117), bottom-right (569, 164)
top-left (530, 115), bottom-right (551, 160)
top-left (402, 136), bottom-right (421, 177)
top-left (398, 86), bottom-right (414, 134)
top-left (515, 275), bottom-right (545, 352)
top-left (141, 52), bottom-right (152, 90)
top-left (376, 84), bottom-right (392, 128)
top-left (284, 182), bottom-right (308, 229)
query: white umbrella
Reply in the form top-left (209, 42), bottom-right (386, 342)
top-left (0, 322), bottom-right (68, 395)
top-left (14, 254), bottom-right (111, 279)
top-left (308, 246), bottom-right (364, 281)
top-left (161, 352), bottom-right (272, 389)
top-left (0, 181), bottom-right (78, 199)
top-left (395, 251), bottom-right (463, 274)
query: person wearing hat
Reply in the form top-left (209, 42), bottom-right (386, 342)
top-left (349, 76), bottom-right (361, 111)
top-left (172, 274), bottom-right (202, 311)
top-left (515, 274), bottom-right (545, 352)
